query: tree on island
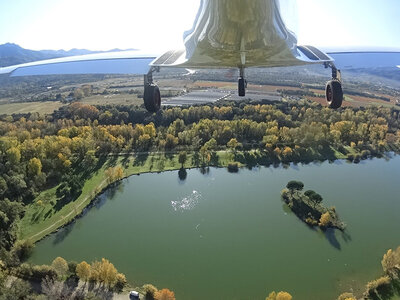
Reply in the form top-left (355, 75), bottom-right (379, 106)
top-left (304, 190), bottom-right (323, 208)
top-left (286, 180), bottom-right (304, 195)
top-left (319, 212), bottom-right (331, 227)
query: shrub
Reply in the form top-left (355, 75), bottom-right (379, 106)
top-left (365, 275), bottom-right (391, 296)
top-left (143, 284), bottom-right (158, 300)
top-left (337, 292), bottom-right (356, 300)
top-left (114, 273), bottom-right (127, 292)
top-left (227, 162), bottom-right (239, 172)
top-left (266, 291), bottom-right (293, 300)
top-left (68, 261), bottom-right (77, 275)
top-left (12, 240), bottom-right (34, 262)
top-left (382, 246), bottom-right (400, 278)
top-left (16, 263), bottom-right (57, 281)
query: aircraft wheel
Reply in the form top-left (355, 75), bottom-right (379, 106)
top-left (144, 84), bottom-right (161, 112)
top-left (238, 77), bottom-right (245, 96)
top-left (326, 80), bottom-right (343, 109)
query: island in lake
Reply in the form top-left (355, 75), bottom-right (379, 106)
top-left (281, 181), bottom-right (346, 231)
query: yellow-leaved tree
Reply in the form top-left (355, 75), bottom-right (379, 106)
top-left (266, 291), bottom-right (293, 300)
top-left (92, 258), bottom-right (118, 287)
top-left (319, 212), bottom-right (331, 227)
top-left (51, 257), bottom-right (68, 278)
top-left (76, 261), bottom-right (91, 283)
top-left (337, 292), bottom-right (357, 300)
top-left (27, 158), bottom-right (42, 176)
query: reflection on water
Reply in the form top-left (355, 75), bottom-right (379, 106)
top-left (171, 190), bottom-right (202, 212)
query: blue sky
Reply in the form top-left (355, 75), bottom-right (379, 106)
top-left (0, 0), bottom-right (399, 51)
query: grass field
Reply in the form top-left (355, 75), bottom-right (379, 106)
top-left (0, 101), bottom-right (64, 114)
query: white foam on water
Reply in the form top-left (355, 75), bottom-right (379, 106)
top-left (171, 190), bottom-right (202, 212)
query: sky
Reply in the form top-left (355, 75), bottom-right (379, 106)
top-left (0, 0), bottom-right (399, 52)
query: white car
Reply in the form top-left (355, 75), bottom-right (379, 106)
top-left (129, 291), bottom-right (140, 300)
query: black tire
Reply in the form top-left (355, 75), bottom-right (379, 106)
top-left (144, 84), bottom-right (161, 112)
top-left (238, 78), bottom-right (245, 97)
top-left (325, 80), bottom-right (343, 109)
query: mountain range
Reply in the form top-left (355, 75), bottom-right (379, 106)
top-left (0, 43), bottom-right (133, 67)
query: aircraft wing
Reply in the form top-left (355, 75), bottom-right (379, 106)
top-left (325, 50), bottom-right (400, 70)
top-left (0, 50), bottom-right (159, 77)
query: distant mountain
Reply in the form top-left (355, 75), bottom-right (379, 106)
top-left (0, 43), bottom-right (134, 67)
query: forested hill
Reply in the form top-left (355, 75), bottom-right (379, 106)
top-left (0, 43), bottom-right (133, 67)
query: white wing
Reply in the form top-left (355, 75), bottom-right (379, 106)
top-left (0, 50), bottom-right (159, 77)
top-left (325, 48), bottom-right (400, 70)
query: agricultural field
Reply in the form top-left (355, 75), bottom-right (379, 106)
top-left (0, 101), bottom-right (64, 114)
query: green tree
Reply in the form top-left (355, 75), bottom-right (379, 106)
top-left (143, 284), bottom-right (158, 300)
top-left (178, 151), bottom-right (187, 168)
top-left (305, 190), bottom-right (323, 207)
top-left (286, 181), bottom-right (304, 195)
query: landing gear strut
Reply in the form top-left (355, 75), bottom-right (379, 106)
top-left (143, 67), bottom-right (161, 112)
top-left (238, 67), bottom-right (247, 97)
top-left (324, 62), bottom-right (343, 109)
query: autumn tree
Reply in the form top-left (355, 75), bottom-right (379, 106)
top-left (143, 284), bottom-right (158, 299)
top-left (27, 157), bottom-right (42, 176)
top-left (266, 291), bottom-right (293, 300)
top-left (6, 147), bottom-right (21, 164)
top-left (381, 246), bottom-right (400, 277)
top-left (337, 292), bottom-right (356, 300)
top-left (319, 212), bottom-right (331, 227)
top-left (199, 145), bottom-right (211, 165)
top-left (154, 288), bottom-right (175, 300)
top-left (227, 138), bottom-right (241, 155)
top-left (90, 258), bottom-right (118, 287)
top-left (76, 261), bottom-right (91, 283)
top-left (51, 257), bottom-right (68, 278)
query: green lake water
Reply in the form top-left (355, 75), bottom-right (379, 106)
top-left (30, 156), bottom-right (400, 300)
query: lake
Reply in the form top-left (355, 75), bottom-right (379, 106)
top-left (30, 155), bottom-right (400, 300)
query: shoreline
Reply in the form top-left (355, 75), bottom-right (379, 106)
top-left (20, 150), bottom-right (397, 244)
